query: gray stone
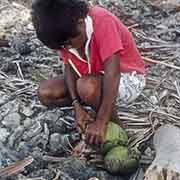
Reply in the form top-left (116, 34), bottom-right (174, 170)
top-left (49, 133), bottom-right (62, 153)
top-left (0, 128), bottom-right (10, 143)
top-left (28, 123), bottom-right (49, 150)
top-left (0, 91), bottom-right (9, 108)
top-left (10, 38), bottom-right (32, 55)
top-left (42, 109), bottom-right (64, 123)
top-left (20, 106), bottom-right (34, 117)
top-left (27, 169), bottom-right (55, 180)
top-left (49, 133), bottom-right (71, 153)
top-left (2, 112), bottom-right (21, 129)
top-left (51, 157), bottom-right (125, 180)
top-left (23, 118), bottom-right (34, 128)
top-left (22, 121), bottom-right (42, 141)
top-left (150, 95), bottom-right (159, 105)
top-left (17, 141), bottom-right (31, 157)
top-left (8, 125), bottom-right (25, 148)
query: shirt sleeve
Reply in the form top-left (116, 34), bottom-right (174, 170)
top-left (94, 17), bottom-right (124, 62)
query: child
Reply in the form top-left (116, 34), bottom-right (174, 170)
top-left (32, 0), bottom-right (146, 146)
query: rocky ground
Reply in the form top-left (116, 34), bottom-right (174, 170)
top-left (0, 0), bottom-right (180, 179)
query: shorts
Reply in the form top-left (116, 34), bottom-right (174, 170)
top-left (115, 72), bottom-right (146, 107)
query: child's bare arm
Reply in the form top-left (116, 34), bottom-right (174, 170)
top-left (64, 63), bottom-right (79, 101)
top-left (85, 53), bottom-right (120, 145)
top-left (64, 63), bottom-right (94, 132)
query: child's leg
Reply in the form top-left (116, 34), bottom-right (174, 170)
top-left (42, 74), bottom-right (134, 128)
top-left (37, 75), bottom-right (72, 107)
top-left (38, 73), bottom-right (102, 108)
top-left (76, 74), bottom-right (102, 110)
top-left (76, 74), bottom-right (126, 127)
top-left (77, 72), bottom-right (145, 110)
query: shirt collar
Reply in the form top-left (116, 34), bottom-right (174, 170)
top-left (85, 15), bottom-right (94, 45)
top-left (68, 15), bottom-right (93, 61)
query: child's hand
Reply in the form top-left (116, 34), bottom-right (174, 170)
top-left (74, 103), bottom-right (94, 133)
top-left (85, 119), bottom-right (107, 145)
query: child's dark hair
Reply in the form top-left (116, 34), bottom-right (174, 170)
top-left (32, 0), bottom-right (89, 49)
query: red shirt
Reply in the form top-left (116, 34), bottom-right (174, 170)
top-left (59, 6), bottom-right (145, 76)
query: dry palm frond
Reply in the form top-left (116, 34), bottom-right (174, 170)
top-left (0, 157), bottom-right (34, 178)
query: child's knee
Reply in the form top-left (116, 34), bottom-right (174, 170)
top-left (38, 79), bottom-right (67, 106)
top-left (37, 85), bottom-right (52, 106)
top-left (77, 76), bottom-right (101, 102)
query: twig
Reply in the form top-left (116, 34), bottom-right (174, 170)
top-left (148, 106), bottom-right (159, 132)
top-left (143, 57), bottom-right (180, 71)
top-left (59, 117), bottom-right (72, 126)
top-left (128, 24), bottom-right (139, 29)
top-left (21, 178), bottom-right (46, 180)
top-left (0, 71), bottom-right (8, 78)
top-left (132, 29), bottom-right (168, 44)
top-left (0, 157), bottom-right (34, 178)
top-left (53, 171), bottom-right (61, 180)
top-left (119, 116), bottom-right (148, 122)
top-left (53, 170), bottom-right (74, 180)
top-left (129, 128), bottom-right (153, 147)
top-left (43, 155), bottom-right (66, 162)
top-left (139, 44), bottom-right (180, 49)
top-left (15, 61), bottom-right (24, 80)
top-left (173, 80), bottom-right (180, 100)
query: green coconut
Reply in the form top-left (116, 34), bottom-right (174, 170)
top-left (101, 121), bottom-right (128, 154)
top-left (104, 145), bottom-right (140, 175)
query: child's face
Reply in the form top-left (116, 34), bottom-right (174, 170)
top-left (64, 19), bottom-right (87, 50)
